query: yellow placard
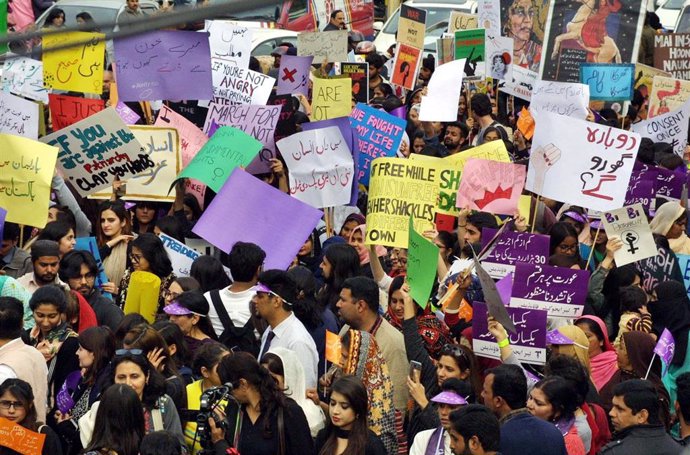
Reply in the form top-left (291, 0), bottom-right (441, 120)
top-left (518, 194), bottom-right (531, 220)
top-left (0, 134), bottom-right (58, 228)
top-left (365, 157), bottom-right (438, 248)
top-left (311, 77), bottom-right (352, 121)
top-left (42, 31), bottom-right (105, 94)
top-left (123, 271), bottom-right (161, 323)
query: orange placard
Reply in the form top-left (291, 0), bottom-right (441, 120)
top-left (325, 330), bottom-right (342, 366)
top-left (0, 417), bottom-right (46, 455)
top-left (517, 107), bottom-right (535, 140)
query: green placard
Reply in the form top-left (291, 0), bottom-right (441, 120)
top-left (454, 28), bottom-right (485, 63)
top-left (407, 217), bottom-right (439, 308)
top-left (0, 0), bottom-right (7, 55)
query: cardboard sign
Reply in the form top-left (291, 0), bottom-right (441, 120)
top-left (398, 5), bottom-right (427, 49)
top-left (480, 228), bottom-right (550, 279)
top-left (74, 237), bottom-right (111, 294)
top-left (0, 416), bottom-right (46, 455)
top-left (297, 30), bottom-right (348, 62)
top-left (349, 103), bottom-right (406, 186)
top-left (648, 76), bottom-right (690, 118)
top-left (124, 271), bottom-right (161, 323)
top-left (114, 101), bottom-right (140, 125)
top-left (456, 159), bottom-right (526, 215)
top-left (0, 91), bottom-right (39, 139)
top-left (114, 30), bottom-right (213, 101)
top-left (160, 233), bottom-right (200, 277)
top-left (602, 203), bottom-right (657, 266)
top-left (530, 80), bottom-right (590, 120)
top-left (276, 55), bottom-right (313, 97)
top-left (338, 62), bottom-right (369, 104)
top-left (485, 33), bottom-right (513, 81)
top-left (278, 126), bottom-right (355, 208)
top-left (206, 20), bottom-right (253, 68)
top-left (0, 134), bottom-right (58, 228)
top-left (193, 169), bottom-right (323, 270)
top-left (390, 43), bottom-right (422, 90)
top-left (407, 218), bottom-right (439, 308)
top-left (632, 98), bottom-right (690, 157)
top-left (478, 0), bottom-right (501, 33)
top-left (472, 302), bottom-right (547, 365)
top-left (2, 57), bottom-right (49, 103)
top-left (42, 31), bottom-right (105, 94)
top-left (510, 262), bottom-right (590, 318)
top-left (365, 158), bottom-right (438, 248)
top-left (448, 11), bottom-right (479, 33)
top-left (177, 125), bottom-right (262, 193)
top-left (40, 108), bottom-right (147, 197)
top-left (311, 77), bottom-right (352, 121)
top-left (525, 112), bottom-right (640, 211)
top-left (653, 33), bottom-right (690, 80)
top-left (48, 94), bottom-right (104, 131)
top-left (204, 60), bottom-right (275, 107)
top-left (454, 29), bottom-right (485, 79)
top-left (419, 59), bottom-right (465, 121)
top-left (579, 63), bottom-right (635, 102)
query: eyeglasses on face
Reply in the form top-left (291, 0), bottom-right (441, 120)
top-left (129, 253), bottom-right (143, 263)
top-left (0, 400), bottom-right (24, 410)
top-left (115, 348), bottom-right (144, 356)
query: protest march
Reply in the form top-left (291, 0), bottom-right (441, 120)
top-left (4, 0), bottom-right (690, 454)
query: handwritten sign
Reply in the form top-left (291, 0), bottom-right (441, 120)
top-left (155, 104), bottom-right (208, 165)
top-left (0, 91), bottom-right (38, 139)
top-left (530, 80), bottom-right (590, 120)
top-left (0, 134), bottom-right (58, 228)
top-left (193, 169), bottom-right (323, 270)
top-left (579, 63), bottom-right (634, 102)
top-left (525, 112), bottom-right (640, 211)
top-left (398, 5), bottom-right (427, 49)
top-left (2, 56), bottom-right (49, 103)
top-left (632, 97), bottom-right (690, 156)
top-left (206, 20), bottom-right (253, 68)
top-left (277, 55), bottom-right (313, 97)
top-left (349, 103), bottom-right (406, 186)
top-left (480, 228), bottom-right (550, 279)
top-left (408, 218), bottom-right (439, 308)
top-left (456, 159), bottom-right (526, 215)
top-left (278, 126), bottom-right (354, 208)
top-left (653, 33), bottom-right (690, 80)
top-left (204, 60), bottom-right (275, 107)
top-left (48, 94), bottom-right (104, 131)
top-left (472, 302), bottom-right (547, 365)
top-left (160, 233), bottom-right (200, 277)
top-left (114, 30), bottom-right (212, 101)
top-left (0, 416), bottom-right (46, 455)
top-left (114, 101), bottom-right (141, 125)
top-left (478, 0), bottom-right (501, 33)
top-left (510, 262), bottom-right (589, 318)
top-left (311, 77), bottom-right (352, 121)
top-left (297, 30), bottom-right (348, 62)
top-left (365, 158), bottom-right (437, 248)
top-left (40, 108), bottom-right (147, 198)
top-left (625, 170), bottom-right (656, 213)
top-left (648, 76), bottom-right (690, 119)
top-left (177, 125), bottom-right (261, 193)
top-left (485, 33), bottom-right (512, 81)
top-left (636, 237), bottom-right (684, 292)
top-left (42, 31), bottom-right (105, 94)
top-left (391, 43), bottom-right (422, 90)
top-left (602, 203), bottom-right (656, 266)
top-left (448, 12), bottom-right (479, 33)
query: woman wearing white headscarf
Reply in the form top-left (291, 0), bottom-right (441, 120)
top-left (262, 347), bottom-right (326, 438)
top-left (649, 201), bottom-right (690, 254)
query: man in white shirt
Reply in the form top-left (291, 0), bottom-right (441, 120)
top-left (253, 270), bottom-right (319, 389)
top-left (16, 240), bottom-right (69, 294)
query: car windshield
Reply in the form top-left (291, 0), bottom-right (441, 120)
top-left (39, 5), bottom-right (119, 30)
top-left (663, 0), bottom-right (685, 9)
top-left (211, 0), bottom-right (278, 20)
top-left (677, 7), bottom-right (690, 31)
top-left (383, 6), bottom-right (467, 34)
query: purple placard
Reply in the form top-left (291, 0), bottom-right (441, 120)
top-left (656, 167), bottom-right (684, 200)
top-left (510, 262), bottom-right (590, 318)
top-left (496, 273), bottom-right (513, 306)
top-left (655, 328), bottom-right (675, 376)
top-left (192, 169), bottom-right (323, 270)
top-left (472, 302), bottom-right (547, 365)
top-left (0, 206), bottom-right (6, 242)
top-left (114, 30), bottom-right (213, 102)
top-left (302, 117), bottom-right (358, 206)
top-left (114, 101), bottom-right (141, 124)
top-left (625, 171), bottom-right (655, 213)
top-left (276, 55), bottom-right (313, 97)
top-left (480, 228), bottom-right (550, 279)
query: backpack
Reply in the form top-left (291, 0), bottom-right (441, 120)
top-left (209, 290), bottom-right (260, 356)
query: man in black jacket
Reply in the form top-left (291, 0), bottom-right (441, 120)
top-left (601, 379), bottom-right (681, 455)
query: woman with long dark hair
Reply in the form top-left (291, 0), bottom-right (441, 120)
top-left (81, 384), bottom-right (145, 455)
top-left (96, 200), bottom-right (134, 290)
top-left (37, 221), bottom-right (75, 257)
top-left (164, 291), bottom-right (218, 359)
top-left (317, 243), bottom-right (361, 314)
top-left (315, 376), bottom-right (386, 455)
top-left (548, 222), bottom-right (585, 269)
top-left (209, 352), bottom-right (314, 455)
top-left (190, 256), bottom-right (231, 293)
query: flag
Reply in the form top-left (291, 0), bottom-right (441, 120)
top-left (654, 328), bottom-right (675, 377)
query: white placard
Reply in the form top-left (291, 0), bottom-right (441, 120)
top-left (199, 59), bottom-right (275, 108)
top-left (419, 59), bottom-right (465, 121)
top-left (297, 30), bottom-right (348, 62)
top-left (632, 97), bottom-right (690, 157)
top-left (160, 233), bottom-right (200, 277)
top-left (0, 91), bottom-right (39, 139)
top-left (206, 21), bottom-right (253, 69)
top-left (531, 80), bottom-right (590, 120)
top-left (603, 203), bottom-right (657, 266)
top-left (2, 57), bottom-right (49, 103)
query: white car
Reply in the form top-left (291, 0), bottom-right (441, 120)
top-left (656, 0), bottom-right (684, 30)
top-left (373, 0), bottom-right (478, 55)
top-left (674, 0), bottom-right (690, 31)
top-left (249, 28), bottom-right (299, 56)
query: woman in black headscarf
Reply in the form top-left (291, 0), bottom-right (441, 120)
top-left (649, 280), bottom-right (690, 411)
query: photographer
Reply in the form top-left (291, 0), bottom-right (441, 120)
top-left (207, 352), bottom-right (315, 455)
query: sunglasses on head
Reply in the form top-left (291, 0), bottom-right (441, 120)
top-left (115, 348), bottom-right (144, 356)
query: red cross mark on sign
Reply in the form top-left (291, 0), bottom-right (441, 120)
top-left (282, 68), bottom-right (297, 82)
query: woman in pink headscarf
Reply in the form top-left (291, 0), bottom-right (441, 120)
top-left (575, 315), bottom-right (618, 391)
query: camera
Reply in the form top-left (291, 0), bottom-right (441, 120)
top-left (195, 383), bottom-right (233, 454)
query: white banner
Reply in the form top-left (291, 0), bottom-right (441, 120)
top-left (0, 91), bottom-right (39, 139)
top-left (205, 21), bottom-right (253, 69)
top-left (2, 57), bottom-right (49, 103)
top-left (632, 98), bottom-right (690, 157)
top-left (160, 234), bottom-right (200, 277)
top-left (603, 203), bottom-right (657, 266)
top-left (199, 60), bottom-right (275, 108)
top-left (530, 80), bottom-right (590, 120)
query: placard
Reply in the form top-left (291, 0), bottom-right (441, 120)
top-left (525, 112), bottom-right (640, 211)
top-left (632, 98), bottom-right (690, 156)
top-left (602, 203), bottom-right (657, 266)
top-left (390, 43), bottom-right (422, 90)
top-left (398, 5), bottom-right (427, 49)
top-left (480, 228), bottom-right (550, 278)
top-left (472, 302), bottom-right (547, 365)
top-left (0, 134), bottom-right (58, 228)
top-left (530, 80), bottom-right (590, 120)
top-left (193, 169), bottom-right (323, 270)
top-left (485, 33), bottom-right (513, 81)
top-left (648, 76), bottom-right (690, 118)
top-left (155, 104), bottom-right (209, 165)
top-left (114, 30), bottom-right (212, 101)
top-left (297, 30), bottom-right (348, 62)
top-left (510, 262), bottom-right (590, 317)
top-left (455, 29), bottom-right (485, 79)
top-left (448, 11), bottom-right (479, 33)
top-left (478, 0), bottom-right (501, 33)
top-left (0, 416), bottom-right (46, 455)
top-left (203, 60), bottom-right (275, 107)
top-left (40, 108), bottom-right (147, 197)
top-left (676, 254), bottom-right (690, 299)
top-left (278, 126), bottom-right (354, 208)
top-left (2, 57), bottom-right (49, 103)
top-left (160, 233), bottom-right (200, 277)
top-left (579, 63), bottom-right (634, 102)
top-left (43, 31), bottom-right (105, 94)
top-left (636, 236), bottom-right (684, 292)
top-left (339, 62), bottom-right (369, 104)
top-left (456, 159), bottom-right (526, 215)
top-left (0, 91), bottom-right (39, 139)
top-left (311, 77), bottom-right (352, 120)
top-left (123, 271), bottom-right (161, 323)
top-left (48, 94), bottom-right (104, 131)
top-left (206, 20), bottom-right (253, 68)
top-left (114, 101), bottom-right (140, 125)
top-left (419, 59), bottom-right (466, 121)
top-left (407, 218), bottom-right (439, 308)
top-left (653, 33), bottom-right (690, 80)
top-left (276, 55), bottom-right (313, 97)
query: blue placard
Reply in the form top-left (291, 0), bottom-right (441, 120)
top-left (579, 63), bottom-right (635, 102)
top-left (74, 237), bottom-right (112, 299)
